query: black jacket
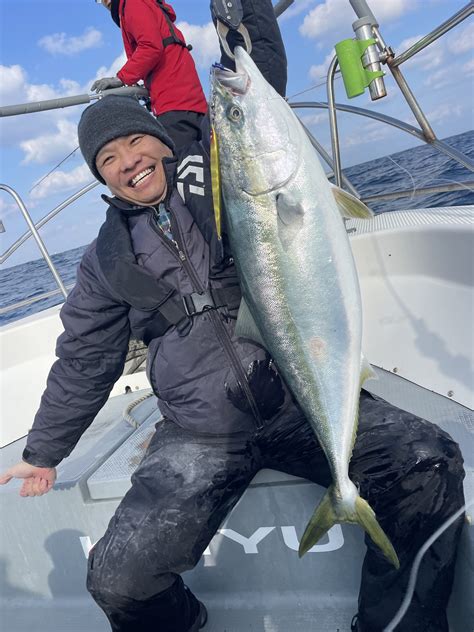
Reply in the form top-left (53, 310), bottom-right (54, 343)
top-left (23, 0), bottom-right (290, 468)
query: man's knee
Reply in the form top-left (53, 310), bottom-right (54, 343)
top-left (355, 397), bottom-right (465, 506)
top-left (87, 541), bottom-right (176, 605)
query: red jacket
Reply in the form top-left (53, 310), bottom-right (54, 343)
top-left (116, 0), bottom-right (208, 116)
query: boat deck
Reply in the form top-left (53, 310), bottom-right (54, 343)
top-left (1, 367), bottom-right (472, 631)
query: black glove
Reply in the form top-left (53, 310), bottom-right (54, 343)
top-left (91, 76), bottom-right (124, 92)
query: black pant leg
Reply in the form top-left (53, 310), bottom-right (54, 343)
top-left (156, 111), bottom-right (205, 149)
top-left (215, 0), bottom-right (288, 97)
top-left (352, 392), bottom-right (465, 632)
top-left (87, 419), bottom-right (257, 632)
top-left (264, 391), bottom-right (465, 632)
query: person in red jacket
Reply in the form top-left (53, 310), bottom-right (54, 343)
top-left (93, 0), bottom-right (208, 148)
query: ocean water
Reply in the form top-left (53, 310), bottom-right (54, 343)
top-left (1, 130), bottom-right (473, 326)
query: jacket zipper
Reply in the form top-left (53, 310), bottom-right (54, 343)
top-left (149, 207), bottom-right (264, 430)
top-left (208, 310), bottom-right (264, 430)
top-left (149, 208), bottom-right (204, 291)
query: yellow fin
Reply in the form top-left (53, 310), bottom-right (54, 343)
top-left (298, 489), bottom-right (335, 557)
top-left (298, 486), bottom-right (400, 569)
top-left (332, 185), bottom-right (374, 219)
top-left (355, 496), bottom-right (400, 569)
top-left (360, 353), bottom-right (377, 389)
top-left (210, 125), bottom-right (222, 240)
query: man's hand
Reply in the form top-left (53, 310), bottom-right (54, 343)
top-left (0, 462), bottom-right (57, 497)
top-left (91, 76), bottom-right (124, 92)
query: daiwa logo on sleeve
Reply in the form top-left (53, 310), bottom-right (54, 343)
top-left (176, 155), bottom-right (205, 200)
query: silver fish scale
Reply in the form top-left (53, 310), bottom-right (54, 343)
top-left (212, 52), bottom-right (364, 487)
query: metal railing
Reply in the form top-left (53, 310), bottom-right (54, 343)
top-left (1, 0), bottom-right (473, 319)
top-left (321, 1), bottom-right (474, 180)
top-left (0, 185), bottom-right (68, 300)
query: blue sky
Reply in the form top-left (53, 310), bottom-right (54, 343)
top-left (0, 0), bottom-right (472, 267)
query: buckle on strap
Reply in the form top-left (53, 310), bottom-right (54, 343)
top-left (182, 290), bottom-right (215, 317)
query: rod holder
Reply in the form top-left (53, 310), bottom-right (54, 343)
top-left (335, 36), bottom-right (384, 99)
top-left (353, 16), bottom-right (386, 100)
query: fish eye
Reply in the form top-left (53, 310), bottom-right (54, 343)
top-left (227, 105), bottom-right (243, 122)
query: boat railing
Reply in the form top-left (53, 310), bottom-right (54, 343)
top-left (1, 0), bottom-right (473, 319)
top-left (321, 0), bottom-right (474, 187)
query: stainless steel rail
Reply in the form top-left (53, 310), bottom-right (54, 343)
top-left (0, 185), bottom-right (68, 299)
top-left (291, 102), bottom-right (474, 173)
top-left (2, 180), bottom-right (471, 318)
top-left (292, 101), bottom-right (425, 139)
top-left (0, 284), bottom-right (75, 317)
top-left (326, 56), bottom-right (343, 187)
top-left (1, 181), bottom-right (99, 265)
top-left (1, 0), bottom-right (473, 324)
top-left (387, 65), bottom-right (436, 142)
top-left (362, 181), bottom-right (474, 204)
top-left (298, 120), bottom-right (360, 197)
top-left (390, 3), bottom-right (474, 68)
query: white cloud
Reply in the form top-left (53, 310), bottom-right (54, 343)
top-left (344, 121), bottom-right (392, 147)
top-left (300, 0), bottom-right (412, 42)
top-left (299, 111), bottom-right (327, 126)
top-left (426, 103), bottom-right (463, 125)
top-left (20, 120), bottom-right (79, 165)
top-left (397, 35), bottom-right (444, 70)
top-left (0, 56), bottom-right (127, 153)
top-left (463, 58), bottom-right (474, 75)
top-left (177, 21), bottom-right (220, 68)
top-left (30, 164), bottom-right (93, 200)
top-left (279, 0), bottom-right (317, 21)
top-left (0, 64), bottom-right (28, 105)
top-left (309, 51), bottom-right (335, 81)
top-left (38, 27), bottom-right (103, 56)
top-left (423, 64), bottom-right (457, 89)
top-left (447, 22), bottom-right (474, 55)
top-left (92, 52), bottom-right (128, 84)
top-left (0, 197), bottom-right (20, 221)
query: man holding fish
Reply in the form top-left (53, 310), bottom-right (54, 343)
top-left (0, 1), bottom-right (465, 630)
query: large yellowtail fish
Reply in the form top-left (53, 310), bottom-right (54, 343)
top-left (210, 47), bottom-right (399, 568)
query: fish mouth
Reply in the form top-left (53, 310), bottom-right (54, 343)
top-left (211, 47), bottom-right (299, 195)
top-left (210, 48), bottom-right (251, 122)
top-left (211, 60), bottom-right (249, 97)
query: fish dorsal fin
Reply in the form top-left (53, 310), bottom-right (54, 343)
top-left (235, 297), bottom-right (266, 347)
top-left (276, 191), bottom-right (305, 250)
top-left (331, 185), bottom-right (374, 220)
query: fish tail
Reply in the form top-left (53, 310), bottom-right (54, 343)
top-left (353, 496), bottom-right (400, 569)
top-left (298, 487), bottom-right (400, 569)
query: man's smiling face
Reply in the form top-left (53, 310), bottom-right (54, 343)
top-left (96, 134), bottom-right (173, 206)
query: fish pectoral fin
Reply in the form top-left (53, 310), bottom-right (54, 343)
top-left (235, 297), bottom-right (266, 347)
top-left (276, 192), bottom-right (305, 250)
top-left (276, 191), bottom-right (305, 226)
top-left (331, 185), bottom-right (374, 219)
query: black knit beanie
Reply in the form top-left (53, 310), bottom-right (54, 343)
top-left (78, 95), bottom-right (175, 184)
